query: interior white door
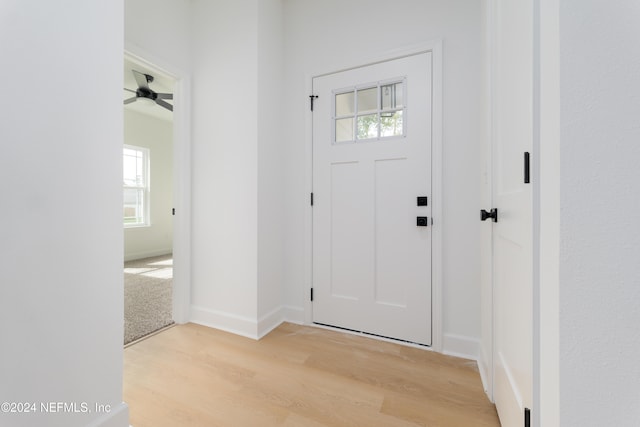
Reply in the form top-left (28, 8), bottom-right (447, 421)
top-left (312, 53), bottom-right (432, 345)
top-left (491, 1), bottom-right (533, 425)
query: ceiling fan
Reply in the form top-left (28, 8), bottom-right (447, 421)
top-left (124, 70), bottom-right (173, 111)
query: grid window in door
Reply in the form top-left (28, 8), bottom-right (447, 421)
top-left (123, 145), bottom-right (150, 227)
top-left (333, 79), bottom-right (406, 143)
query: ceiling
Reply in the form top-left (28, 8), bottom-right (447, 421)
top-left (123, 57), bottom-right (174, 122)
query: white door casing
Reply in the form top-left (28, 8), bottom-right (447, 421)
top-left (312, 52), bottom-right (432, 345)
top-left (490, 0), bottom-right (534, 424)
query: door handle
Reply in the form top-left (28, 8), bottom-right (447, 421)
top-left (416, 217), bottom-right (429, 227)
top-left (480, 208), bottom-right (498, 223)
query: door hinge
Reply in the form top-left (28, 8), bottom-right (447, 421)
top-left (524, 152), bottom-right (531, 184)
top-left (524, 408), bottom-right (531, 427)
top-left (310, 288), bottom-right (314, 301)
top-left (310, 192), bottom-right (314, 206)
top-left (172, 208), bottom-right (175, 216)
top-left (309, 95), bottom-right (318, 111)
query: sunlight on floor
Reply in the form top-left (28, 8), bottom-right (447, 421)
top-left (141, 268), bottom-right (173, 279)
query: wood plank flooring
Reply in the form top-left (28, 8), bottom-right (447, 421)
top-left (124, 322), bottom-right (500, 427)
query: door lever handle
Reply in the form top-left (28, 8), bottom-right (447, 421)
top-left (480, 208), bottom-right (498, 223)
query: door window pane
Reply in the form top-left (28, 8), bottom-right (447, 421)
top-left (335, 91), bottom-right (355, 116)
top-left (357, 87), bottom-right (377, 114)
top-left (336, 118), bottom-right (354, 142)
top-left (357, 114), bottom-right (379, 140)
top-left (380, 110), bottom-right (404, 137)
top-left (381, 83), bottom-right (404, 110)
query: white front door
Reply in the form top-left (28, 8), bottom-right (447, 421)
top-left (490, 1), bottom-right (533, 424)
top-left (312, 53), bottom-right (432, 345)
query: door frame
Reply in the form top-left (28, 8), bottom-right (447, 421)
top-left (303, 41), bottom-right (444, 351)
top-left (124, 43), bottom-right (192, 324)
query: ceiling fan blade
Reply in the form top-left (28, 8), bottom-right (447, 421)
top-left (156, 93), bottom-right (173, 100)
top-left (132, 70), bottom-right (150, 89)
top-left (124, 88), bottom-right (136, 93)
top-left (124, 97), bottom-right (137, 105)
top-left (156, 99), bottom-right (173, 112)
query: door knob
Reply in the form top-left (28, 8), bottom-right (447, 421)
top-left (480, 208), bottom-right (498, 223)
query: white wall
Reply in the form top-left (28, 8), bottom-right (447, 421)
top-left (190, 0), bottom-right (260, 335)
top-left (0, 2), bottom-right (128, 427)
top-left (556, 1), bottom-right (640, 425)
top-left (257, 0), bottom-right (286, 332)
top-left (124, 0), bottom-right (191, 72)
top-left (282, 0), bottom-right (486, 354)
top-left (124, 110), bottom-right (174, 261)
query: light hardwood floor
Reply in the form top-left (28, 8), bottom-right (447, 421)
top-left (124, 322), bottom-right (500, 427)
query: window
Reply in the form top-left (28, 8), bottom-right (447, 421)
top-left (123, 145), bottom-right (150, 227)
top-left (333, 79), bottom-right (406, 143)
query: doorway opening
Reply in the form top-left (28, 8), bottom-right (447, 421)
top-left (123, 56), bottom-right (176, 345)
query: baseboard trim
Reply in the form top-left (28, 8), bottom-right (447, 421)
top-left (257, 306), bottom-right (285, 338)
top-left (190, 305), bottom-right (259, 339)
top-left (124, 249), bottom-right (172, 262)
top-left (282, 305), bottom-right (305, 325)
top-left (478, 344), bottom-right (493, 401)
top-left (442, 333), bottom-right (480, 361)
top-left (86, 402), bottom-right (129, 427)
top-left (190, 305), bottom-right (307, 340)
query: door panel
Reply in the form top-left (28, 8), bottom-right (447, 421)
top-left (330, 161), bottom-right (370, 300)
top-left (312, 53), bottom-right (432, 345)
top-left (491, 0), bottom-right (533, 424)
top-left (374, 158), bottom-right (411, 307)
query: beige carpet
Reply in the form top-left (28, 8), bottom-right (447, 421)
top-left (124, 254), bottom-right (174, 345)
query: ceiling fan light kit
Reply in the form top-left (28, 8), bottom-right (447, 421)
top-left (123, 70), bottom-right (173, 112)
